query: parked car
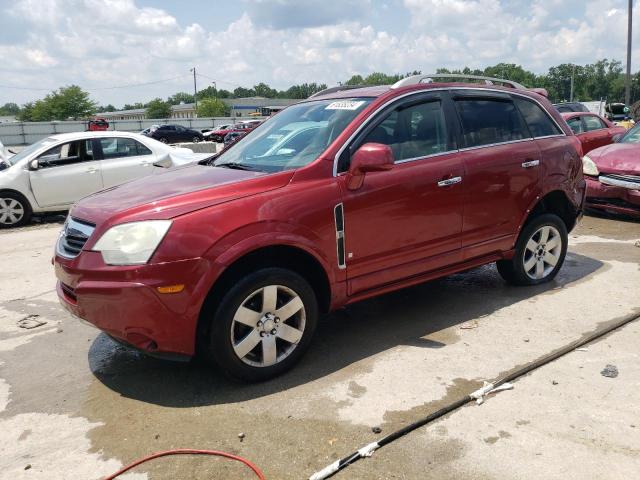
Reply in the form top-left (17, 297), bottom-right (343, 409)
top-left (561, 112), bottom-right (626, 154)
top-left (206, 122), bottom-right (261, 143)
top-left (0, 139), bottom-right (8, 164)
top-left (54, 75), bottom-right (585, 381)
top-left (87, 118), bottom-right (109, 131)
top-left (141, 125), bottom-right (160, 136)
top-left (150, 124), bottom-right (204, 144)
top-left (553, 102), bottom-right (589, 113)
top-left (203, 124), bottom-right (232, 142)
top-left (0, 131), bottom-right (210, 227)
top-left (582, 123), bottom-right (640, 217)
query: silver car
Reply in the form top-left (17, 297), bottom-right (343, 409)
top-left (0, 131), bottom-right (209, 227)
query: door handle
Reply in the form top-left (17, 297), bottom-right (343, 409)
top-left (437, 176), bottom-right (462, 187)
top-left (521, 160), bottom-right (540, 168)
top-left (86, 167), bottom-right (97, 173)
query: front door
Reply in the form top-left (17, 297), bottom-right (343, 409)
top-left (29, 139), bottom-right (103, 207)
top-left (580, 114), bottom-right (611, 153)
top-left (96, 137), bottom-right (156, 188)
top-left (339, 93), bottom-right (464, 295)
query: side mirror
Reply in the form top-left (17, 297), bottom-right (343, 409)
top-left (29, 159), bottom-right (40, 170)
top-left (346, 142), bottom-right (394, 190)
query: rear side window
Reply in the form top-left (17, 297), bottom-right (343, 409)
top-left (98, 138), bottom-right (152, 159)
top-left (455, 98), bottom-right (530, 148)
top-left (566, 117), bottom-right (584, 134)
top-left (514, 98), bottom-right (563, 138)
top-left (583, 115), bottom-right (606, 131)
top-left (361, 100), bottom-right (451, 162)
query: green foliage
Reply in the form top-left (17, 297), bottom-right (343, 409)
top-left (17, 85), bottom-right (96, 121)
top-left (280, 83), bottom-right (328, 99)
top-left (197, 97), bottom-right (227, 117)
top-left (123, 102), bottom-right (145, 110)
top-left (167, 92), bottom-right (194, 105)
top-left (145, 98), bottom-right (172, 119)
top-left (0, 102), bottom-right (20, 116)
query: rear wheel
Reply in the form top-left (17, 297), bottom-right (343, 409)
top-left (0, 192), bottom-right (32, 228)
top-left (192, 136), bottom-right (201, 143)
top-left (202, 268), bottom-right (318, 381)
top-left (158, 137), bottom-right (168, 143)
top-left (497, 214), bottom-right (567, 286)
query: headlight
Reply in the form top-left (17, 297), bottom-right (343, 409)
top-left (582, 155), bottom-right (599, 176)
top-left (92, 220), bottom-right (172, 265)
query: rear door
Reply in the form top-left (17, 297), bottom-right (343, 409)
top-left (581, 114), bottom-right (611, 152)
top-left (96, 137), bottom-right (157, 188)
top-left (452, 92), bottom-right (541, 259)
top-left (340, 92), bottom-right (464, 294)
top-left (29, 139), bottom-right (103, 207)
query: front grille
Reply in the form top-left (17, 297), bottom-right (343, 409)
top-left (599, 174), bottom-right (640, 190)
top-left (57, 217), bottom-right (95, 259)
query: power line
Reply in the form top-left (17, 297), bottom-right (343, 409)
top-left (0, 74), bottom-right (190, 93)
top-left (195, 72), bottom-right (242, 89)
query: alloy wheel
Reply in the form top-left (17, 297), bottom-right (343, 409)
top-left (230, 285), bottom-right (306, 367)
top-left (0, 198), bottom-right (25, 225)
top-left (522, 225), bottom-right (562, 280)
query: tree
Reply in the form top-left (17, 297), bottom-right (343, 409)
top-left (281, 83), bottom-right (327, 99)
top-left (123, 102), bottom-right (145, 110)
top-left (253, 82), bottom-right (278, 98)
top-left (17, 102), bottom-right (35, 121)
top-left (145, 98), bottom-right (171, 119)
top-left (16, 85), bottom-right (97, 121)
top-left (197, 98), bottom-right (227, 117)
top-left (167, 92), bottom-right (194, 105)
top-left (233, 87), bottom-right (256, 98)
top-left (345, 75), bottom-right (364, 85)
top-left (97, 104), bottom-right (116, 112)
top-left (0, 102), bottom-right (20, 115)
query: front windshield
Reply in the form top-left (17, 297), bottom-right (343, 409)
top-left (6, 137), bottom-right (58, 166)
top-left (620, 125), bottom-right (640, 144)
top-left (214, 98), bottom-right (373, 172)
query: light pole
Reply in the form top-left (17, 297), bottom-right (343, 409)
top-left (212, 81), bottom-right (217, 101)
top-left (625, 0), bottom-right (633, 106)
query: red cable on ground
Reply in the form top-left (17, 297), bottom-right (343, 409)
top-left (102, 448), bottom-right (267, 480)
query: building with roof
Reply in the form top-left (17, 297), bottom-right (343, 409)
top-left (98, 97), bottom-right (298, 120)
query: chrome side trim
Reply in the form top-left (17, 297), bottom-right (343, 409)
top-left (334, 203), bottom-right (346, 269)
top-left (332, 87), bottom-right (567, 177)
top-left (394, 149), bottom-right (459, 165)
top-left (599, 176), bottom-right (640, 190)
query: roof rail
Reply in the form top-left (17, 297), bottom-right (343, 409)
top-left (308, 85), bottom-right (367, 98)
top-left (391, 74), bottom-right (526, 90)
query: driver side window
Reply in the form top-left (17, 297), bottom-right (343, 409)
top-left (36, 140), bottom-right (93, 168)
top-left (360, 100), bottom-right (450, 162)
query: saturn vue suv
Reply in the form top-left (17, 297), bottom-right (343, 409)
top-left (54, 75), bottom-right (586, 381)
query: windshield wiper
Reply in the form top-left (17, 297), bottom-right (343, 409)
top-left (215, 162), bottom-right (257, 171)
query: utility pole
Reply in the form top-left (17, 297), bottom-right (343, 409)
top-left (625, 0), bottom-right (633, 106)
top-left (212, 81), bottom-right (217, 100)
top-left (190, 67), bottom-right (198, 115)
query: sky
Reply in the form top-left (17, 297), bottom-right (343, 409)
top-left (0, 0), bottom-right (638, 108)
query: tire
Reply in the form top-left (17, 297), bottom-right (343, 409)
top-left (0, 191), bottom-right (32, 228)
top-left (192, 136), bottom-right (200, 143)
top-left (202, 267), bottom-right (318, 381)
top-left (497, 213), bottom-right (568, 286)
top-left (158, 137), bottom-right (168, 144)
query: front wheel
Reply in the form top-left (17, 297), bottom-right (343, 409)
top-left (202, 268), bottom-right (318, 381)
top-left (497, 213), bottom-right (568, 286)
top-left (0, 192), bottom-right (32, 228)
top-left (192, 136), bottom-right (201, 143)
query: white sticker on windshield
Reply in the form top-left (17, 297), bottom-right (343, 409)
top-left (325, 100), bottom-right (366, 111)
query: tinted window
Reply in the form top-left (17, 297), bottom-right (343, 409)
top-left (37, 140), bottom-right (94, 167)
top-left (583, 115), bottom-right (606, 131)
top-left (455, 98), bottom-right (529, 147)
top-left (98, 138), bottom-right (152, 159)
top-left (620, 125), bottom-right (640, 144)
top-left (514, 98), bottom-right (563, 137)
top-left (361, 100), bottom-right (450, 162)
top-left (566, 117), bottom-right (584, 134)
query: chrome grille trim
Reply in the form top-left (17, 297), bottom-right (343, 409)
top-left (56, 217), bottom-right (96, 259)
top-left (599, 174), bottom-right (640, 190)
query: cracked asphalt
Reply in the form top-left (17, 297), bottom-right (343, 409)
top-left (0, 213), bottom-right (639, 480)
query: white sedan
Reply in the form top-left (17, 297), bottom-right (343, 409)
top-left (0, 131), bottom-right (211, 227)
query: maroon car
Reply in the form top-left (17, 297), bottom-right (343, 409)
top-left (562, 112), bottom-right (626, 155)
top-left (54, 75), bottom-right (585, 381)
top-left (582, 124), bottom-right (640, 217)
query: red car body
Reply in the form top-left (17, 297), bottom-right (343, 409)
top-left (561, 112), bottom-right (626, 154)
top-left (87, 118), bottom-right (109, 131)
top-left (209, 121), bottom-right (261, 142)
top-left (54, 81), bottom-right (585, 363)
top-left (583, 128), bottom-right (640, 216)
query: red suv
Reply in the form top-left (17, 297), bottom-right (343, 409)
top-left (54, 75), bottom-right (585, 381)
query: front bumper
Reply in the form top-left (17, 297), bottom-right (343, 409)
top-left (585, 176), bottom-right (640, 217)
top-left (54, 251), bottom-right (213, 357)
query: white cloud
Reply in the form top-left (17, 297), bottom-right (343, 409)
top-left (0, 0), bottom-right (638, 107)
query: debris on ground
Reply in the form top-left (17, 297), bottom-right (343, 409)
top-left (523, 338), bottom-right (530, 343)
top-left (460, 320), bottom-right (479, 329)
top-left (634, 240), bottom-right (640, 248)
top-left (552, 380), bottom-right (558, 385)
top-left (328, 438), bottom-right (338, 446)
top-left (601, 364), bottom-right (619, 378)
top-left (576, 347), bottom-right (588, 352)
top-left (238, 432), bottom-right (245, 442)
top-left (17, 315), bottom-right (47, 329)
top-left (372, 426), bottom-right (382, 434)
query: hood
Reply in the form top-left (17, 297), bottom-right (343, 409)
top-left (71, 164), bottom-right (294, 225)
top-left (588, 143), bottom-right (640, 175)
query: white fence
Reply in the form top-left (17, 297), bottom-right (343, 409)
top-left (0, 117), bottom-right (265, 145)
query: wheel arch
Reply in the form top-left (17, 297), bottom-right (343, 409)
top-left (521, 190), bottom-right (580, 233)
